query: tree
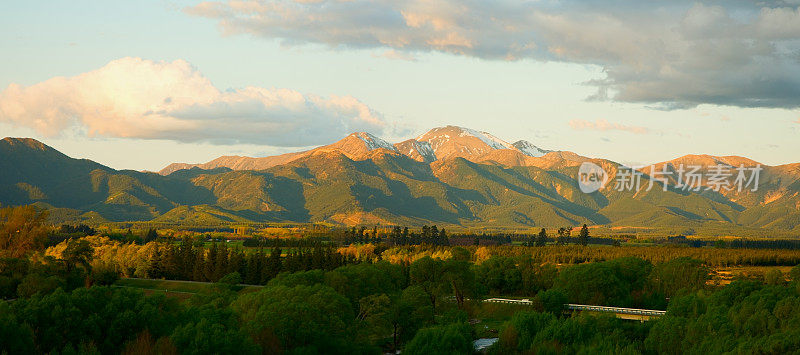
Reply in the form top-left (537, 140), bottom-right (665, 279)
top-left (204, 243), bottom-right (218, 281)
top-left (536, 228), bottom-right (548, 247)
top-left (789, 264), bottom-right (800, 282)
top-left (556, 227), bottom-right (566, 245)
top-left (143, 228), bottom-right (158, 243)
top-left (578, 224), bottom-right (590, 246)
top-left (263, 247), bottom-right (282, 282)
top-left (62, 239), bottom-right (94, 273)
top-left (438, 228), bottom-right (449, 246)
top-left (648, 257), bottom-right (708, 298)
top-left (0, 302), bottom-right (35, 354)
top-left (387, 286), bottom-right (433, 352)
top-left (554, 262), bottom-right (630, 306)
top-left (443, 258), bottom-right (476, 309)
top-left (228, 248), bottom-right (245, 276)
top-left (409, 257), bottom-right (447, 314)
top-left (11, 287), bottom-right (183, 354)
top-left (403, 323), bottom-right (472, 355)
top-left (450, 247), bottom-right (471, 262)
top-left (765, 269), bottom-right (785, 285)
top-left (354, 293), bottom-right (392, 344)
top-left (16, 273), bottom-right (64, 298)
top-left (232, 284), bottom-right (360, 353)
top-left (192, 249), bottom-right (206, 282)
top-left (476, 256), bottom-right (522, 295)
top-left (499, 311), bottom-right (557, 351)
top-left (0, 205), bottom-right (48, 258)
top-left (177, 237), bottom-right (195, 279)
top-left (218, 272), bottom-right (242, 286)
top-left (535, 288), bottom-right (568, 315)
top-left (245, 250), bottom-right (263, 285)
top-left (170, 318), bottom-right (259, 355)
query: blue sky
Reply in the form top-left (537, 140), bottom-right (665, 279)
top-left (1, 0), bottom-right (798, 171)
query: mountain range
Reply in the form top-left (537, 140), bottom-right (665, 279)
top-left (2, 126), bottom-right (799, 235)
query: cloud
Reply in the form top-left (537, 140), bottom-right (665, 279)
top-left (186, 0), bottom-right (800, 109)
top-left (0, 57), bottom-right (389, 146)
top-left (373, 49), bottom-right (417, 61)
top-left (569, 119), bottom-right (650, 134)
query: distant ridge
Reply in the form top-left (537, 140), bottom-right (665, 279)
top-left (3, 134), bottom-right (799, 232)
top-left (159, 125), bottom-right (561, 174)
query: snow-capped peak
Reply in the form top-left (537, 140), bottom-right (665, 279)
top-left (513, 140), bottom-right (551, 158)
top-left (467, 129), bottom-right (516, 150)
top-left (418, 126), bottom-right (515, 149)
top-left (353, 132), bottom-right (396, 151)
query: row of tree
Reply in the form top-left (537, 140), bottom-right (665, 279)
top-left (342, 225), bottom-right (451, 246)
top-left (526, 225), bottom-right (591, 246)
top-left (139, 239), bottom-right (359, 284)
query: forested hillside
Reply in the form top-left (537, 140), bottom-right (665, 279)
top-left (2, 135), bottom-right (799, 233)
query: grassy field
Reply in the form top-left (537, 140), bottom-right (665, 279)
top-left (114, 278), bottom-right (263, 299)
top-left (710, 265), bottom-right (794, 285)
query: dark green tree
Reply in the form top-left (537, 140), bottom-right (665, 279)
top-left (536, 228), bottom-right (548, 247)
top-left (62, 239), bottom-right (94, 273)
top-left (404, 323), bottom-right (472, 355)
top-left (578, 224), bottom-right (590, 246)
top-left (409, 257), bottom-right (447, 314)
top-left (232, 284), bottom-right (362, 354)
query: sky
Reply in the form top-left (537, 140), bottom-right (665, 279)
top-left (1, 0), bottom-right (799, 171)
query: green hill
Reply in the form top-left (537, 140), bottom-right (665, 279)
top-left (2, 137), bottom-right (800, 235)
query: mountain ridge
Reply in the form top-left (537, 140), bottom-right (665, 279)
top-left (2, 134), bottom-right (799, 233)
top-left (158, 126), bottom-right (563, 174)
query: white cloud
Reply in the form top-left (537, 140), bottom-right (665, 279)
top-left (373, 49), bottom-right (417, 61)
top-left (187, 0), bottom-right (800, 109)
top-left (569, 119), bottom-right (649, 134)
top-left (0, 57), bottom-right (389, 146)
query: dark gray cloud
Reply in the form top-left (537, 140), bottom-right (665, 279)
top-left (187, 0), bottom-right (800, 109)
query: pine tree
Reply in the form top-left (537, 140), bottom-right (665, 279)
top-left (311, 244), bottom-right (325, 270)
top-left (228, 248), bottom-right (245, 276)
top-left (245, 250), bottom-right (263, 284)
top-left (144, 228), bottom-right (158, 243)
top-left (578, 224), bottom-right (590, 246)
top-left (204, 243), bottom-right (218, 281)
top-left (213, 243), bottom-right (229, 281)
top-left (536, 228), bottom-right (547, 247)
top-left (192, 249), bottom-right (206, 281)
top-left (439, 228), bottom-right (449, 246)
top-left (161, 244), bottom-right (179, 279)
top-left (178, 237), bottom-right (194, 279)
top-left (147, 248), bottom-right (163, 279)
top-left (265, 247), bottom-right (282, 281)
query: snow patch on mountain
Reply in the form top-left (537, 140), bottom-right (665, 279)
top-left (458, 127), bottom-right (516, 150)
top-left (354, 132), bottom-right (396, 151)
top-left (513, 140), bottom-right (551, 157)
top-left (412, 141), bottom-right (435, 159)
